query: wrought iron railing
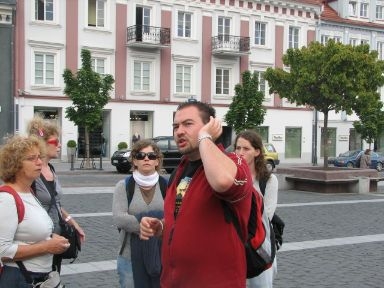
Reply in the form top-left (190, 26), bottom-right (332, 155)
top-left (211, 35), bottom-right (250, 53)
top-left (127, 25), bottom-right (171, 46)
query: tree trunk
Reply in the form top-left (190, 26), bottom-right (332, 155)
top-left (84, 126), bottom-right (92, 169)
top-left (323, 112), bottom-right (329, 168)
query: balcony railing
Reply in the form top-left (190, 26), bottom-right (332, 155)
top-left (211, 35), bottom-right (250, 55)
top-left (127, 25), bottom-right (171, 48)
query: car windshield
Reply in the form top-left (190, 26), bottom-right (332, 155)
top-left (340, 150), bottom-right (360, 157)
top-left (264, 144), bottom-right (276, 153)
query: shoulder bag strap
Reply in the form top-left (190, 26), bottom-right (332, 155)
top-left (40, 175), bottom-right (64, 223)
top-left (16, 261), bottom-right (33, 284)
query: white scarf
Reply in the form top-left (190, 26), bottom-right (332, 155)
top-left (132, 170), bottom-right (159, 188)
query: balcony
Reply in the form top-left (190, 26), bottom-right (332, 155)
top-left (211, 35), bottom-right (250, 56)
top-left (126, 25), bottom-right (171, 48)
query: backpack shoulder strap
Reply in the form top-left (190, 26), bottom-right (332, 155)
top-left (0, 185), bottom-right (25, 223)
top-left (221, 191), bottom-right (256, 243)
top-left (259, 178), bottom-right (267, 196)
top-left (125, 176), bottom-right (136, 207)
top-left (158, 175), bottom-right (167, 199)
top-left (48, 163), bottom-right (55, 173)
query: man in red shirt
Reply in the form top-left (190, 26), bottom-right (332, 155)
top-left (140, 101), bottom-right (253, 287)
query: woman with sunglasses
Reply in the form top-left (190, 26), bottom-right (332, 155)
top-left (27, 115), bottom-right (85, 273)
top-left (113, 139), bottom-right (166, 288)
top-left (0, 135), bottom-right (70, 287)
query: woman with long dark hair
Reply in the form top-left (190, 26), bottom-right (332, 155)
top-left (234, 130), bottom-right (278, 288)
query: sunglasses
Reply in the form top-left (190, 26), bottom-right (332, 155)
top-left (135, 152), bottom-right (158, 160)
top-left (24, 154), bottom-right (45, 162)
top-left (47, 139), bottom-right (60, 146)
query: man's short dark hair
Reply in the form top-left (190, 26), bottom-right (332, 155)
top-left (176, 101), bottom-right (216, 124)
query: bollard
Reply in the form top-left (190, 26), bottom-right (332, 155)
top-left (70, 154), bottom-right (74, 171)
top-left (99, 154), bottom-right (103, 170)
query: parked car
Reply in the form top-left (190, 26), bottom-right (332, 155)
top-left (111, 136), bottom-right (182, 174)
top-left (111, 148), bottom-right (131, 173)
top-left (225, 143), bottom-right (280, 171)
top-left (151, 136), bottom-right (182, 174)
top-left (333, 150), bottom-right (384, 171)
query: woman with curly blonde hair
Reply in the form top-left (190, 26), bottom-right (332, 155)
top-left (0, 135), bottom-right (70, 286)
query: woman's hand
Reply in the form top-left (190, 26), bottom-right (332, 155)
top-left (140, 217), bottom-right (163, 240)
top-left (73, 224), bottom-right (86, 243)
top-left (46, 234), bottom-right (71, 254)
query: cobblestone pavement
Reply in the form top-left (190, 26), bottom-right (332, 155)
top-left (51, 160), bottom-right (384, 287)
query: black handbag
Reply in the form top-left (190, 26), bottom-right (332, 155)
top-left (271, 213), bottom-right (285, 250)
top-left (44, 178), bottom-right (81, 262)
top-left (58, 217), bottom-right (81, 261)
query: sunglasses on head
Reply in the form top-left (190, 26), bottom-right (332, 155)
top-left (47, 139), bottom-right (60, 146)
top-left (135, 152), bottom-right (158, 160)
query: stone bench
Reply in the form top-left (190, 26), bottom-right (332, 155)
top-left (285, 176), bottom-right (360, 193)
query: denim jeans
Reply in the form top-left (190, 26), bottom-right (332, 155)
top-left (0, 265), bottom-right (48, 288)
top-left (117, 256), bottom-right (134, 288)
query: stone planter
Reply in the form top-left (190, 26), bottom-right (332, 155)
top-left (67, 147), bottom-right (77, 163)
top-left (276, 166), bottom-right (379, 193)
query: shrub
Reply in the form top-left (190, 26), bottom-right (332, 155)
top-left (67, 140), bottom-right (77, 148)
top-left (118, 141), bottom-right (128, 150)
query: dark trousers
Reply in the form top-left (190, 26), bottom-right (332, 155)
top-left (0, 265), bottom-right (48, 288)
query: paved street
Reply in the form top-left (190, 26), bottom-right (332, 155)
top-left (52, 160), bottom-right (384, 287)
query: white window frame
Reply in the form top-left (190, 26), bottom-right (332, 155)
top-left (91, 57), bottom-right (106, 74)
top-left (360, 3), bottom-right (369, 18)
top-left (349, 38), bottom-right (358, 46)
top-left (377, 41), bottom-right (384, 60)
top-left (87, 0), bottom-right (109, 29)
top-left (34, 52), bottom-right (55, 85)
top-left (175, 64), bottom-right (192, 94)
top-left (377, 5), bottom-right (384, 19)
top-left (254, 21), bottom-right (266, 46)
top-left (218, 16), bottom-right (231, 38)
top-left (215, 67), bottom-right (230, 97)
top-left (321, 35), bottom-right (330, 45)
top-left (288, 26), bottom-right (299, 49)
top-left (349, 1), bottom-right (357, 16)
top-left (177, 11), bottom-right (192, 38)
top-left (254, 70), bottom-right (268, 99)
top-left (130, 59), bottom-right (155, 94)
top-left (31, 0), bottom-right (59, 24)
top-left (34, 0), bottom-right (53, 21)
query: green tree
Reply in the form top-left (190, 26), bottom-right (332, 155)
top-left (63, 49), bottom-right (114, 168)
top-left (353, 101), bottom-right (384, 149)
top-left (264, 40), bottom-right (384, 167)
top-left (225, 70), bottom-right (266, 134)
